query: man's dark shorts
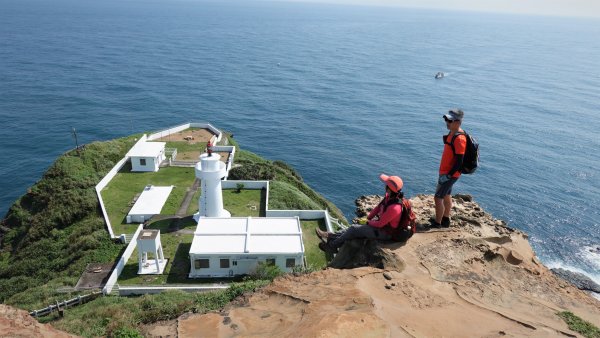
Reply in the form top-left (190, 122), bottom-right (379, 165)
top-left (435, 176), bottom-right (458, 198)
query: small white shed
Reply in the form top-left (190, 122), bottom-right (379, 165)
top-left (127, 185), bottom-right (174, 223)
top-left (189, 217), bottom-right (304, 278)
top-left (127, 141), bottom-right (166, 172)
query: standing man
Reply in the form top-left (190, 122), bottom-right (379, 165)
top-left (432, 109), bottom-right (466, 228)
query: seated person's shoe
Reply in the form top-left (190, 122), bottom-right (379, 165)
top-left (318, 242), bottom-right (338, 254)
top-left (315, 228), bottom-right (330, 241)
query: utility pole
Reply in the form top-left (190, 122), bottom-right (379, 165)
top-left (72, 127), bottom-right (80, 155)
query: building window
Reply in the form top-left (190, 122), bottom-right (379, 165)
top-left (286, 258), bottom-right (296, 268)
top-left (220, 259), bottom-right (230, 268)
top-left (194, 259), bottom-right (209, 269)
top-left (140, 158), bottom-right (147, 166)
top-left (266, 258), bottom-right (276, 266)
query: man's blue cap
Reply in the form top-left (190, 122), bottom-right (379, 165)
top-left (443, 109), bottom-right (464, 121)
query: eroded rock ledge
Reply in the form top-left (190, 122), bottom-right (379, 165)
top-left (167, 194), bottom-right (600, 338)
top-left (0, 304), bottom-right (76, 338)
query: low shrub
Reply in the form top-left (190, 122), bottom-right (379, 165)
top-left (247, 262), bottom-right (284, 281)
top-left (111, 327), bottom-right (143, 338)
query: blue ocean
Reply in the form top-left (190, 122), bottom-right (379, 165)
top-left (1, 0), bottom-right (599, 284)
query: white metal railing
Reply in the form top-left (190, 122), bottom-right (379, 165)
top-left (165, 147), bottom-right (178, 161)
top-left (30, 291), bottom-right (103, 317)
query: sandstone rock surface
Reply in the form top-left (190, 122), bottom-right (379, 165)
top-left (0, 304), bottom-right (77, 338)
top-left (148, 194), bottom-right (600, 337)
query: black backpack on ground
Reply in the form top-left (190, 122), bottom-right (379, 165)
top-left (446, 131), bottom-right (479, 174)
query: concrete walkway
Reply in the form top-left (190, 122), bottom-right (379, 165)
top-left (176, 178), bottom-right (200, 217)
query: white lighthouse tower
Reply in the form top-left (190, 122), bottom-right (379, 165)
top-left (195, 152), bottom-right (231, 219)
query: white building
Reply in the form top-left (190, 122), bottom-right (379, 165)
top-left (189, 217), bottom-right (304, 277)
top-left (127, 185), bottom-right (173, 223)
top-left (128, 141), bottom-right (166, 172)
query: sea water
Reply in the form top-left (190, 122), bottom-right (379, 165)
top-left (1, 0), bottom-right (599, 284)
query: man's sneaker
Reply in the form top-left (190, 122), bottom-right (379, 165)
top-left (429, 219), bottom-right (442, 229)
top-left (442, 217), bottom-right (451, 228)
top-left (318, 242), bottom-right (338, 254)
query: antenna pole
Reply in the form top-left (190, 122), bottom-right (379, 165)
top-left (72, 127), bottom-right (80, 155)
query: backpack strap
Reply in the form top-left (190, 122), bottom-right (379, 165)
top-left (396, 198), bottom-right (406, 229)
top-left (444, 131), bottom-right (467, 155)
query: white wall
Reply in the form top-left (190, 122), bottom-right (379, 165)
top-left (213, 146), bottom-right (235, 173)
top-left (96, 155), bottom-right (131, 239)
top-left (189, 254), bottom-right (303, 278)
top-left (147, 122), bottom-right (223, 144)
top-left (127, 214), bottom-right (152, 224)
top-left (102, 224), bottom-right (143, 295)
top-left (220, 180), bottom-right (334, 231)
top-left (118, 285), bottom-right (228, 296)
top-left (266, 210), bottom-right (329, 220)
top-left (147, 123), bottom-right (191, 141)
top-left (190, 122), bottom-right (222, 144)
top-left (221, 180), bottom-right (268, 190)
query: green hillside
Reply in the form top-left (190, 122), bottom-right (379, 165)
top-left (0, 132), bottom-right (345, 336)
top-left (0, 136), bottom-right (139, 307)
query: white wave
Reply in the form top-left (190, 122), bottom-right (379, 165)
top-left (582, 245), bottom-right (600, 264)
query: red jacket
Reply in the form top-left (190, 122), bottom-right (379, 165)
top-left (367, 195), bottom-right (402, 228)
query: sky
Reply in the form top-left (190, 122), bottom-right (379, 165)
top-left (272, 0), bottom-right (600, 18)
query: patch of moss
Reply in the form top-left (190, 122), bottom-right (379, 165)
top-left (558, 311), bottom-right (600, 338)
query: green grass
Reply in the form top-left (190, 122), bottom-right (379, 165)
top-left (228, 153), bottom-right (347, 223)
top-left (101, 166), bottom-right (197, 235)
top-left (301, 220), bottom-right (328, 269)
top-left (118, 231), bottom-right (194, 285)
top-left (222, 189), bottom-right (264, 217)
top-left (558, 311), bottom-right (600, 338)
top-left (268, 181), bottom-right (322, 211)
top-left (186, 189), bottom-right (201, 215)
top-left (165, 141), bottom-right (207, 156)
top-left (6, 276), bottom-right (85, 311)
top-left (47, 281), bottom-right (269, 337)
top-left (186, 188), bottom-right (265, 217)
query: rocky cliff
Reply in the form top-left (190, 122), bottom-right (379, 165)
top-left (149, 194), bottom-right (600, 337)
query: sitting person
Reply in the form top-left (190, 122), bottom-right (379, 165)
top-left (317, 174), bottom-right (405, 254)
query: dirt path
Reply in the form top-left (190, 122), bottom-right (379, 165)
top-left (156, 128), bottom-right (215, 143)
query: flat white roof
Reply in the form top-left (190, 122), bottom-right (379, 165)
top-left (128, 185), bottom-right (173, 216)
top-left (190, 217), bottom-right (304, 255)
top-left (127, 141), bottom-right (166, 157)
